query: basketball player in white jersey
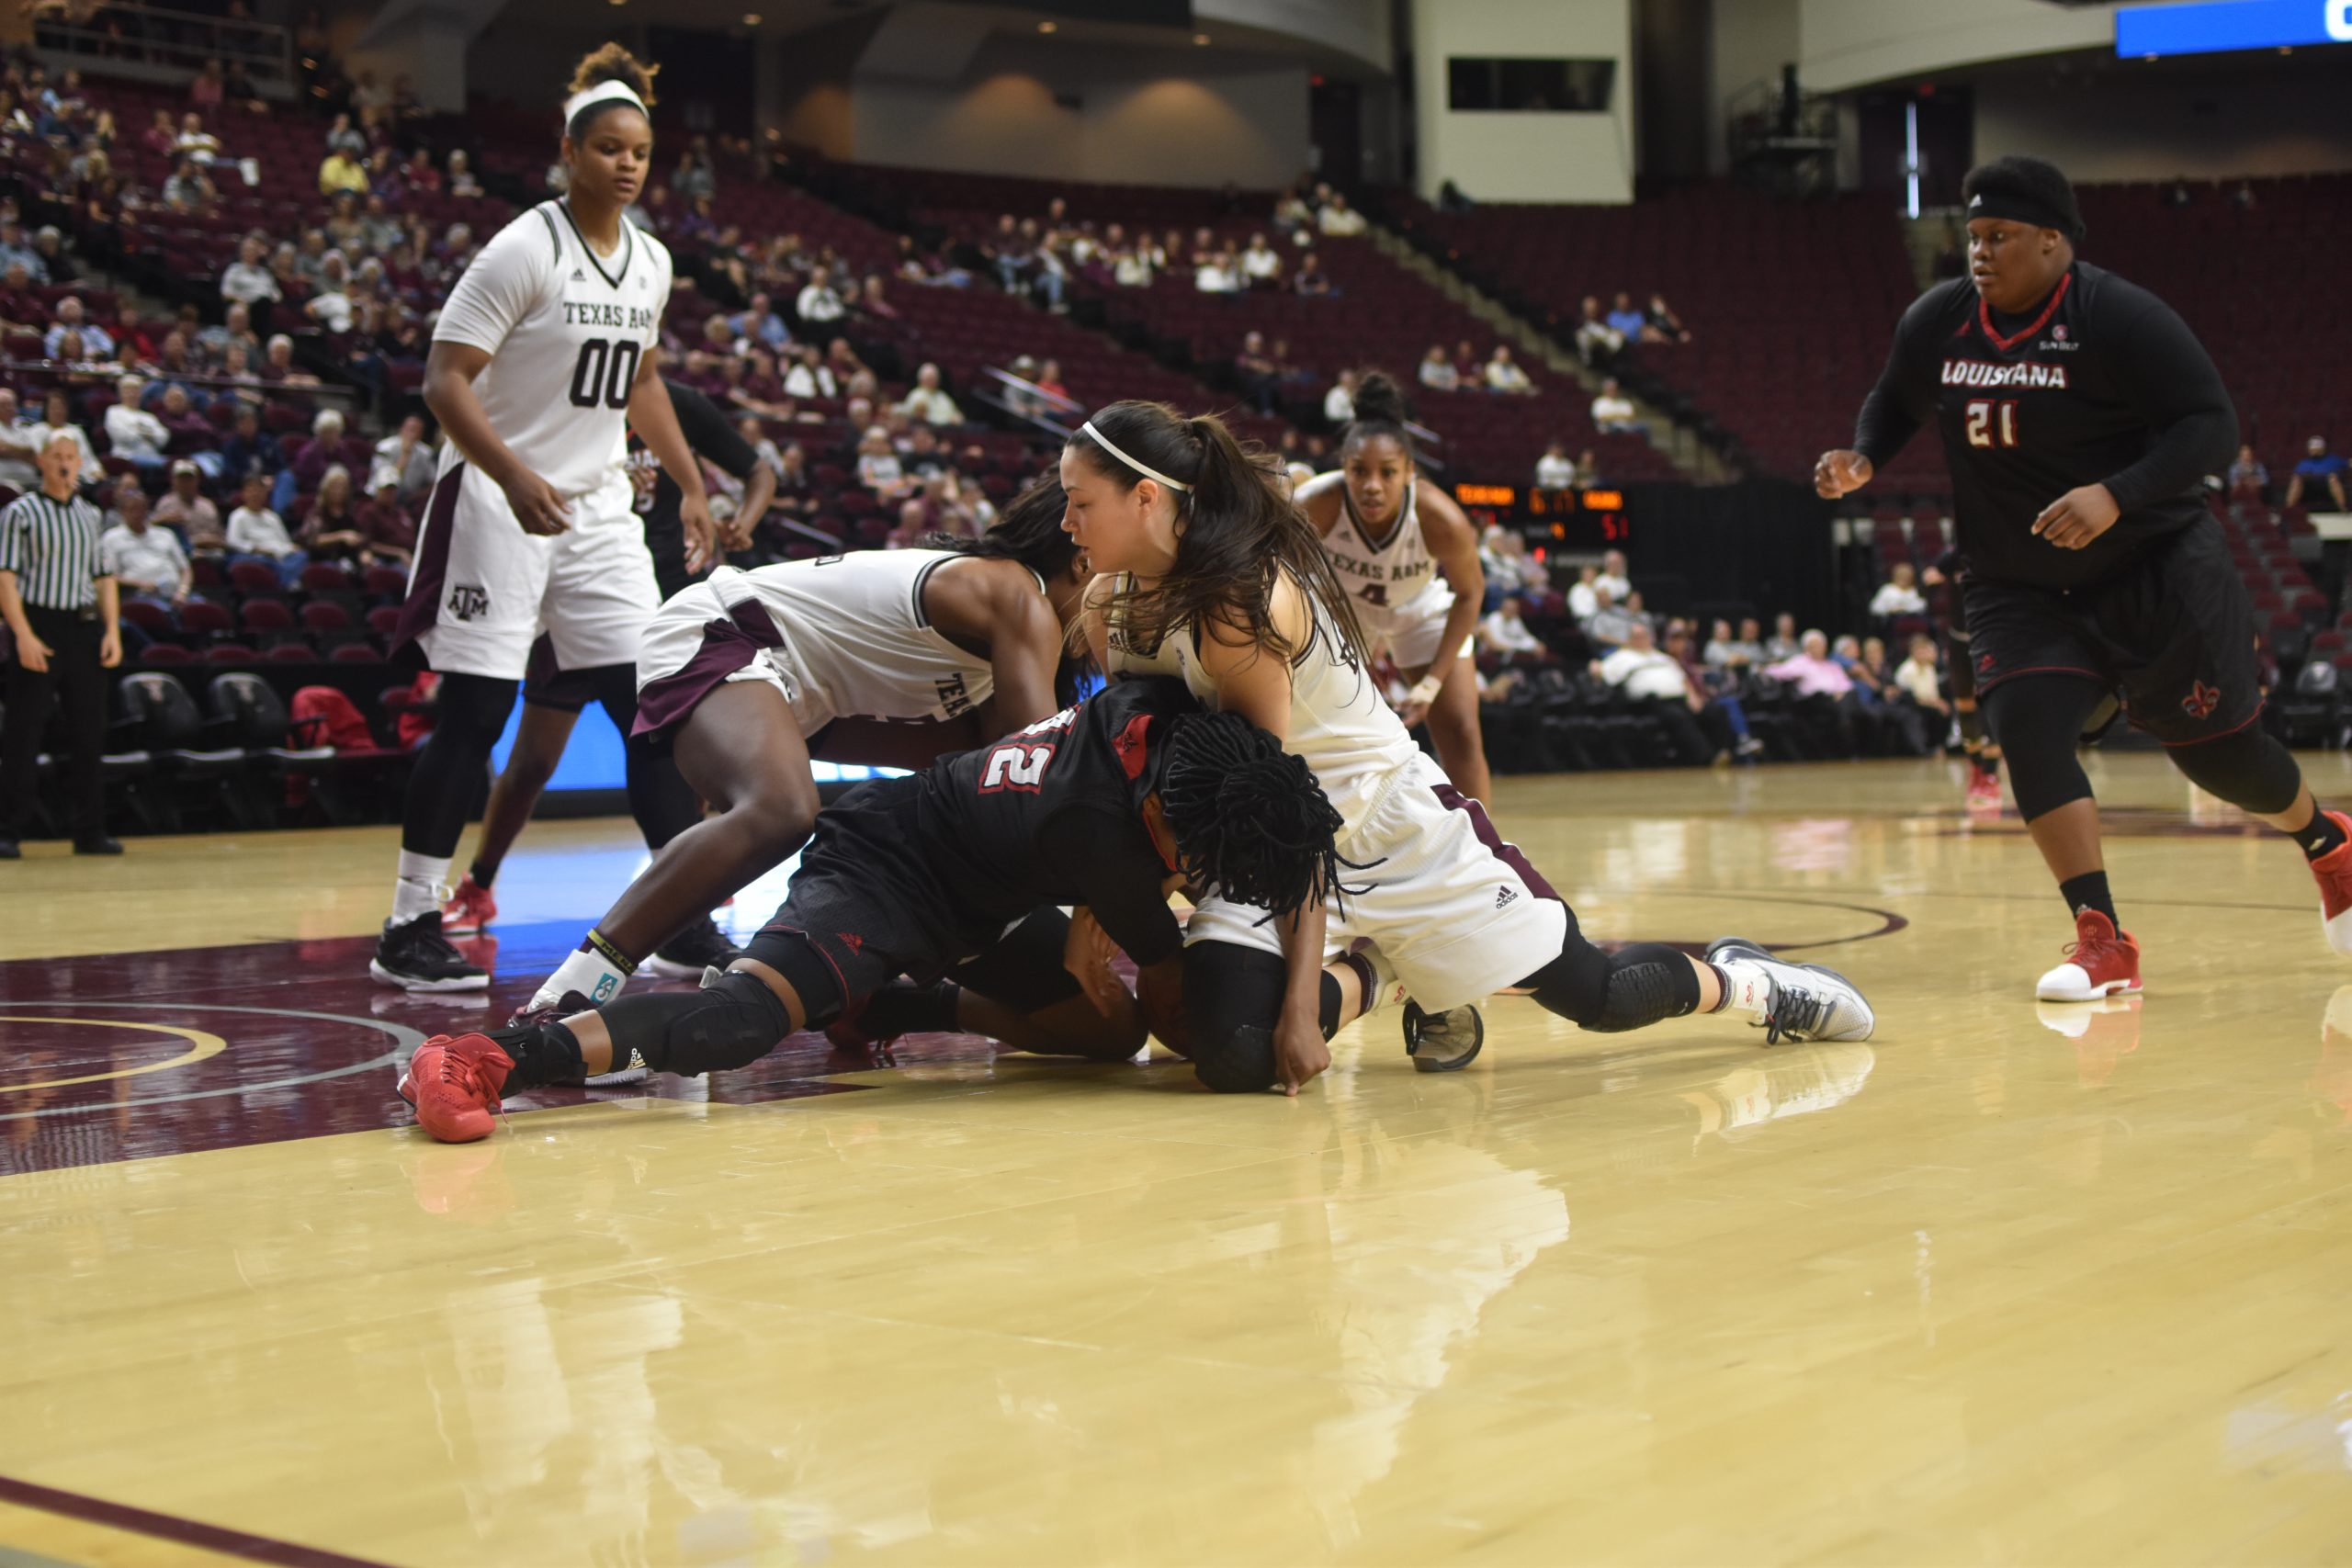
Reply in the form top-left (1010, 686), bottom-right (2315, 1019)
top-left (518, 477), bottom-right (1092, 1031)
top-left (1298, 370), bottom-right (1493, 802)
top-left (372, 45), bottom-right (718, 991)
top-left (1062, 400), bottom-right (1878, 1094)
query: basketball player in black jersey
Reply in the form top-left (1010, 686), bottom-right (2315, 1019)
top-left (398, 679), bottom-right (1346, 1141)
top-left (1818, 156), bottom-right (2352, 1002)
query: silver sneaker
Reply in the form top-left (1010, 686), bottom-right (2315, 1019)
top-left (1705, 936), bottom-right (1875, 1043)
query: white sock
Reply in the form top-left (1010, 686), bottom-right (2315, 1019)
top-left (535, 942), bottom-right (630, 1010)
top-left (1713, 958), bottom-right (1774, 1022)
top-left (391, 851), bottom-right (451, 923)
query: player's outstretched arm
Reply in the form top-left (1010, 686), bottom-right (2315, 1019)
top-left (1404, 486), bottom-right (1487, 725)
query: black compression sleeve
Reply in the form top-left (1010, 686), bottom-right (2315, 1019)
top-left (669, 381), bottom-right (761, 482)
top-left (2093, 296), bottom-right (2239, 514)
top-left (1060, 808), bottom-right (1182, 967)
top-left (1852, 290), bottom-right (1944, 469)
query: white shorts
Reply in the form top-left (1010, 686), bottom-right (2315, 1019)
top-left (1183, 750), bottom-right (1566, 1013)
top-left (631, 571), bottom-right (829, 740)
top-left (1362, 583), bottom-right (1467, 671)
top-left (394, 461), bottom-right (655, 682)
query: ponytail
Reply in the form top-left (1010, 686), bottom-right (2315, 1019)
top-left (1068, 400), bottom-right (1368, 671)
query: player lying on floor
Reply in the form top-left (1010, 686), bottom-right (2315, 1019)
top-left (399, 678), bottom-right (1345, 1141)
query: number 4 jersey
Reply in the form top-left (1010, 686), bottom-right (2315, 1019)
top-left (1850, 260), bottom-right (2236, 591)
top-left (433, 199), bottom-right (673, 499)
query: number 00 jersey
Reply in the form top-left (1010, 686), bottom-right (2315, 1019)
top-left (1850, 260), bottom-right (2237, 591)
top-left (433, 199), bottom-right (673, 499)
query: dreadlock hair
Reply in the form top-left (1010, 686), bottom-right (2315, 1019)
top-left (565, 43), bottom-right (659, 142)
top-left (1068, 400), bottom-right (1370, 671)
top-left (941, 471), bottom-right (1077, 580)
top-left (1158, 710), bottom-right (1345, 919)
top-left (1341, 368), bottom-right (1414, 460)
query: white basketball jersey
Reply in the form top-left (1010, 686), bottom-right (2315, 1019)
top-left (433, 200), bottom-right (672, 498)
top-left (1102, 573), bottom-right (1419, 838)
top-left (1322, 479), bottom-right (1447, 635)
top-left (718, 551), bottom-right (1012, 726)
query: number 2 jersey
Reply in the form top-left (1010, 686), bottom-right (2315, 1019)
top-left (1850, 260), bottom-right (2236, 590)
top-left (432, 199), bottom-right (673, 499)
top-left (807, 677), bottom-right (1194, 969)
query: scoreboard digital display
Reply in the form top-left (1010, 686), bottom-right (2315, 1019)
top-left (1450, 483), bottom-right (1630, 546)
top-left (2115, 0), bottom-right (2352, 58)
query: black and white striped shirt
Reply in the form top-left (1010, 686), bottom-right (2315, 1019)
top-left (0, 489), bottom-right (107, 611)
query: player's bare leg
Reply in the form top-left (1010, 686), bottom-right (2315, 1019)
top-left (1408, 654), bottom-right (1492, 803)
top-left (445, 702), bottom-right (578, 931)
top-left (528, 682), bottom-right (818, 1010)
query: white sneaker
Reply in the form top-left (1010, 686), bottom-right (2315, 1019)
top-left (1705, 937), bottom-right (1875, 1043)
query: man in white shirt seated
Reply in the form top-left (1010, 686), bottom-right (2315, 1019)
top-left (1484, 345), bottom-right (1534, 395)
top-left (795, 267), bottom-right (845, 325)
top-left (1479, 595), bottom-right (1549, 660)
top-left (1584, 584), bottom-right (1637, 652)
top-left (1894, 634), bottom-right (1948, 716)
top-left (1534, 441), bottom-right (1576, 490)
top-left (1238, 233), bottom-right (1283, 287)
top-left (1867, 560), bottom-right (1928, 621)
top-left (1594, 547), bottom-right (1632, 604)
top-left (100, 483), bottom-right (189, 605)
top-left (1417, 344), bottom-right (1458, 391)
top-left (1324, 367), bottom-right (1356, 427)
top-left (225, 470), bottom-right (307, 588)
top-left (1317, 193), bottom-right (1367, 236)
top-left (1594, 622), bottom-right (1719, 764)
top-left (896, 363), bottom-right (962, 426)
top-left (1589, 377), bottom-right (1647, 436)
top-left (103, 376), bottom-right (170, 476)
top-left (1566, 563), bottom-right (1600, 622)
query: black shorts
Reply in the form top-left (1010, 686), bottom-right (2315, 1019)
top-left (521, 634), bottom-right (616, 714)
top-left (1962, 523), bottom-right (2260, 746)
top-left (737, 778), bottom-right (1080, 1020)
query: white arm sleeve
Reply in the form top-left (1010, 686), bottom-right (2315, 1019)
top-left (433, 214), bottom-right (555, 356)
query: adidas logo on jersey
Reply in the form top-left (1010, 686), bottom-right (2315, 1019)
top-left (1496, 886), bottom-right (1518, 908)
top-left (571, 267), bottom-right (586, 281)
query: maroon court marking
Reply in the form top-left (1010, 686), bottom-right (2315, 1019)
top-left (0, 1472), bottom-right (392, 1568)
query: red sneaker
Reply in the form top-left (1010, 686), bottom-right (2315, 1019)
top-left (1965, 766), bottom-right (2002, 812)
top-left (2307, 811), bottom-right (2352, 955)
top-left (441, 876), bottom-right (497, 936)
top-left (2035, 908), bottom-right (2143, 1001)
top-left (397, 1032), bottom-right (514, 1144)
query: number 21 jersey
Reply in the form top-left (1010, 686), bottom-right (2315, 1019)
top-left (432, 199), bottom-right (673, 499)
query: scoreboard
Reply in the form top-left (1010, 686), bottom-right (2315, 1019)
top-left (1450, 483), bottom-right (1632, 547)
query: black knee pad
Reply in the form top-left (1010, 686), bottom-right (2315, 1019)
top-left (1984, 675), bottom-right (2105, 820)
top-left (740, 927), bottom-right (854, 1028)
top-left (1521, 931), bottom-right (1698, 1033)
top-left (1183, 942), bottom-right (1288, 1093)
top-left (2170, 724), bottom-right (2303, 817)
top-left (599, 968), bottom-right (793, 1077)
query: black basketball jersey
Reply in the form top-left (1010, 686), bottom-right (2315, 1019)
top-left (906, 676), bottom-right (1194, 967)
top-left (628, 379), bottom-right (761, 589)
top-left (1852, 261), bottom-right (2237, 590)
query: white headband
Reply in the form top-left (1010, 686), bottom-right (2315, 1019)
top-left (1080, 420), bottom-right (1191, 493)
top-left (564, 79), bottom-right (646, 129)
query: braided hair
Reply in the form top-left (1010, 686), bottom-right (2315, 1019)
top-left (1158, 710), bottom-right (1346, 919)
top-left (940, 470), bottom-right (1078, 580)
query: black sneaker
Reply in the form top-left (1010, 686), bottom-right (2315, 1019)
top-left (1404, 1000), bottom-right (1485, 1072)
top-left (72, 832), bottom-right (122, 855)
top-left (0, 838), bottom-right (18, 860)
top-left (640, 914), bottom-right (740, 980)
top-left (371, 911), bottom-right (490, 992)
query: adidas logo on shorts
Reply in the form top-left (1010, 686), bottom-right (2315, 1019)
top-left (1496, 886), bottom-right (1518, 908)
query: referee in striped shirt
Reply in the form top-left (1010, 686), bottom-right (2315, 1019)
top-left (0, 431), bottom-right (121, 857)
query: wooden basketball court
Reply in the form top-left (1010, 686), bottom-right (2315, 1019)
top-left (7, 750), bottom-right (2352, 1565)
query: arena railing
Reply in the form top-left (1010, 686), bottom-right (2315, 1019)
top-left (30, 1), bottom-right (294, 96)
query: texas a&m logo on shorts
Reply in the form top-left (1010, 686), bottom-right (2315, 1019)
top-left (447, 584), bottom-right (490, 622)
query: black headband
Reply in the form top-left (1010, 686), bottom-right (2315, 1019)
top-left (1966, 188), bottom-right (2081, 241)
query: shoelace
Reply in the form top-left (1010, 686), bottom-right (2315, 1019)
top-left (2060, 931), bottom-right (2129, 971)
top-left (1761, 982), bottom-right (1834, 1045)
top-left (433, 1048), bottom-right (509, 1129)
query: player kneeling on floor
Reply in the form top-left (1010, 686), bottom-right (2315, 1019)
top-left (399, 678), bottom-right (1342, 1142)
